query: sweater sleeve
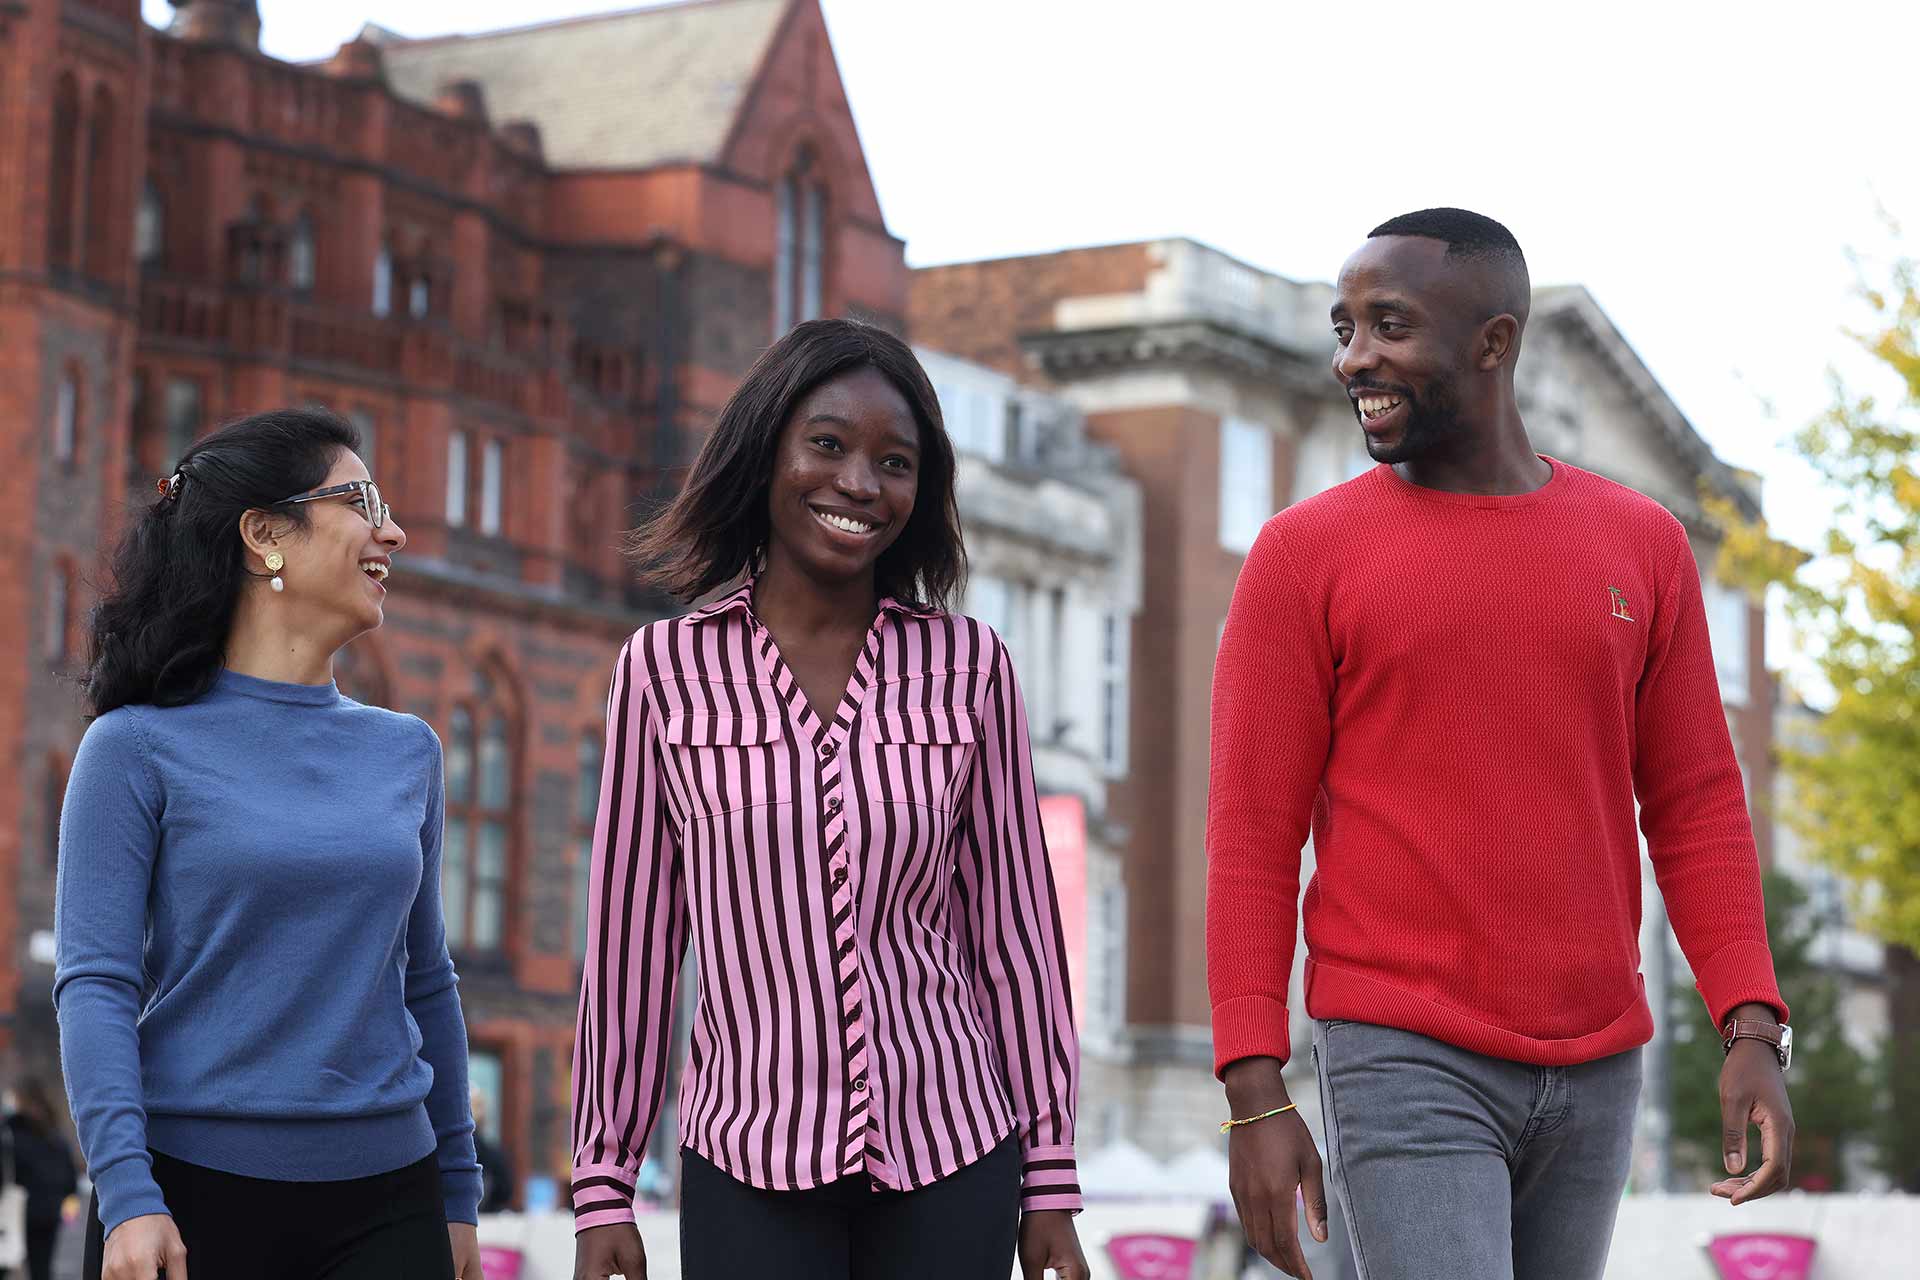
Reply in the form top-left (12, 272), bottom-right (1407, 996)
top-left (1634, 530), bottom-right (1787, 1029)
top-left (52, 711), bottom-right (173, 1238)
top-left (571, 639), bottom-right (689, 1233)
top-left (956, 634), bottom-right (1081, 1214)
top-left (404, 721), bottom-right (484, 1224)
top-left (1207, 522), bottom-right (1336, 1075)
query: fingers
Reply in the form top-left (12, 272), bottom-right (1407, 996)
top-left (1271, 1195), bottom-right (1313, 1280)
top-left (1720, 1084), bottom-right (1751, 1177)
top-left (1301, 1149), bottom-right (1330, 1245)
top-left (1729, 1103), bottom-right (1794, 1205)
top-left (164, 1233), bottom-right (189, 1280)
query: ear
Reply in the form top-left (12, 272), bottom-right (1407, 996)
top-left (236, 508), bottom-right (292, 563)
top-left (1477, 314), bottom-right (1520, 371)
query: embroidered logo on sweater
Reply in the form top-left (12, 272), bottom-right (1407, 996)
top-left (1607, 586), bottom-right (1634, 622)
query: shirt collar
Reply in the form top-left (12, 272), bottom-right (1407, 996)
top-left (683, 575), bottom-right (939, 625)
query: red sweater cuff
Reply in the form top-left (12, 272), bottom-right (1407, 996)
top-left (1692, 939), bottom-right (1789, 1028)
top-left (1211, 994), bottom-right (1292, 1078)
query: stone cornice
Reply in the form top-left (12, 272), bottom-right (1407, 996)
top-left (1020, 318), bottom-right (1325, 397)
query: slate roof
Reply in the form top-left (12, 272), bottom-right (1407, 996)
top-left (369, 0), bottom-right (788, 171)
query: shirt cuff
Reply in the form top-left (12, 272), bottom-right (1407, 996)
top-left (93, 1154), bottom-right (171, 1240)
top-left (1211, 994), bottom-right (1293, 1078)
top-left (1020, 1143), bottom-right (1081, 1213)
top-left (1692, 939), bottom-right (1790, 1029)
top-left (572, 1162), bottom-right (638, 1233)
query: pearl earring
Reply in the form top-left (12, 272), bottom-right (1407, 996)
top-left (265, 551), bottom-right (285, 593)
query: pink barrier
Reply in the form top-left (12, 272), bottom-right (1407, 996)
top-left (1706, 1233), bottom-right (1817, 1280)
top-left (477, 1244), bottom-right (525, 1280)
top-left (1106, 1233), bottom-right (1197, 1280)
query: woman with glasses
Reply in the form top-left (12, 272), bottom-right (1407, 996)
top-left (572, 320), bottom-right (1088, 1280)
top-left (56, 408), bottom-right (484, 1280)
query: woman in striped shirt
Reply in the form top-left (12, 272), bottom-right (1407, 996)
top-left (573, 320), bottom-right (1086, 1280)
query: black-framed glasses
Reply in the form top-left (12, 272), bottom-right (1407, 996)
top-left (274, 479), bottom-right (389, 530)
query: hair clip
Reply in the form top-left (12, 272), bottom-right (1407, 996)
top-left (157, 472), bottom-right (184, 501)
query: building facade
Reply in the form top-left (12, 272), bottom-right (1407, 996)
top-left (911, 237), bottom-right (1775, 1160)
top-left (0, 0), bottom-right (907, 1194)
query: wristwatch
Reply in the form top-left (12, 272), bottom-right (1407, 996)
top-left (1723, 1017), bottom-right (1792, 1072)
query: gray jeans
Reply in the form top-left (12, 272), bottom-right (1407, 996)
top-left (1311, 1019), bottom-right (1642, 1280)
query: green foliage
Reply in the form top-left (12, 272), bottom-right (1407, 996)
top-left (1669, 870), bottom-right (1878, 1188)
top-left (1710, 246), bottom-right (1920, 951)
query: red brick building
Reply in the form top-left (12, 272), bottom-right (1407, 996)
top-left (0, 0), bottom-right (907, 1191)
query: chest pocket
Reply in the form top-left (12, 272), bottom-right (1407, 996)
top-left (659, 712), bottom-right (794, 820)
top-left (859, 706), bottom-right (982, 813)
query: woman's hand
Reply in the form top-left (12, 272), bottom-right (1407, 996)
top-left (101, 1213), bottom-right (188, 1280)
top-left (1017, 1209), bottom-right (1089, 1280)
top-left (574, 1222), bottom-right (647, 1280)
top-left (449, 1222), bottom-right (485, 1278)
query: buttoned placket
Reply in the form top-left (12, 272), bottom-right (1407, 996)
top-left (751, 613), bottom-right (899, 1192)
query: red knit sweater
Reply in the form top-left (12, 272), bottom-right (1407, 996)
top-left (1207, 458), bottom-right (1786, 1074)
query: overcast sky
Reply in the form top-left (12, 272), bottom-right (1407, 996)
top-left (144, 0), bottom-right (1918, 568)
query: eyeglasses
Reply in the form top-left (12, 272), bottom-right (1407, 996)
top-left (274, 479), bottom-right (390, 530)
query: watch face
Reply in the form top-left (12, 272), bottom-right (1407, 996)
top-left (1779, 1024), bottom-right (1793, 1069)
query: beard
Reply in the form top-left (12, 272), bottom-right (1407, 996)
top-left (1357, 373), bottom-right (1467, 465)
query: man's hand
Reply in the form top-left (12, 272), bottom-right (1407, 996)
top-left (1711, 1004), bottom-right (1795, 1206)
top-left (1018, 1208), bottom-right (1089, 1279)
top-left (449, 1222), bottom-right (484, 1279)
top-left (1223, 1058), bottom-right (1328, 1280)
top-left (574, 1221), bottom-right (646, 1280)
top-left (101, 1213), bottom-right (188, 1280)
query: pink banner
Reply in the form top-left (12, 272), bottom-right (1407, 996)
top-left (1106, 1233), bottom-right (1197, 1280)
top-left (477, 1245), bottom-right (525, 1280)
top-left (1038, 794), bottom-right (1088, 1018)
top-left (1705, 1233), bottom-right (1817, 1280)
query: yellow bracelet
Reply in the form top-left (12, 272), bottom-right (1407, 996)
top-left (1219, 1102), bottom-right (1297, 1134)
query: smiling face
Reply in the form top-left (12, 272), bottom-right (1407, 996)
top-left (763, 365), bottom-right (920, 592)
top-left (1330, 235), bottom-right (1483, 465)
top-left (268, 448), bottom-right (408, 643)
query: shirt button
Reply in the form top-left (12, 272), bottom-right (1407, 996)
top-left (821, 741), bottom-right (838, 759)
top-left (840, 940), bottom-right (854, 958)
top-left (832, 867), bottom-right (848, 886)
top-left (853, 1076), bottom-right (868, 1091)
top-left (825, 794), bottom-right (843, 814)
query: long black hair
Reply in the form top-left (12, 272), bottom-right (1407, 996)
top-left (627, 318), bottom-right (967, 610)
top-left (84, 407), bottom-right (359, 715)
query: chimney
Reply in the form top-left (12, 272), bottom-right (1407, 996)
top-left (167, 0), bottom-right (262, 49)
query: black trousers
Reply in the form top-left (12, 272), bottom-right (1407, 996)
top-left (83, 1151), bottom-right (453, 1280)
top-left (679, 1137), bottom-right (1021, 1279)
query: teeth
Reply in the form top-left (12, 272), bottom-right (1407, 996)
top-left (815, 510), bottom-right (875, 534)
top-left (360, 561), bottom-right (388, 581)
top-left (1360, 396), bottom-right (1403, 420)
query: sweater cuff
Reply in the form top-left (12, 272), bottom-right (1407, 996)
top-left (1692, 939), bottom-right (1790, 1029)
top-left (572, 1162), bottom-right (638, 1233)
top-left (442, 1165), bottom-right (483, 1226)
top-left (93, 1154), bottom-right (170, 1240)
top-left (1020, 1143), bottom-right (1081, 1213)
top-left (1212, 994), bottom-right (1293, 1078)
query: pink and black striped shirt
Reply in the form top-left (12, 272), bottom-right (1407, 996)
top-left (571, 581), bottom-right (1081, 1229)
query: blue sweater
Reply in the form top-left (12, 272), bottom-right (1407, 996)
top-left (54, 670), bottom-right (483, 1236)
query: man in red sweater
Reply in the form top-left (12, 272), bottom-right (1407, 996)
top-left (1208, 208), bottom-right (1794, 1280)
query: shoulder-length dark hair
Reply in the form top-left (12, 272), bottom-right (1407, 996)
top-left (84, 407), bottom-right (359, 716)
top-left (627, 318), bottom-right (966, 610)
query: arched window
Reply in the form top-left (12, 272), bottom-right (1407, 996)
top-left (574, 731), bottom-right (602, 961)
top-left (85, 86), bottom-right (117, 280)
top-left (372, 242), bottom-right (393, 317)
top-left (48, 74), bottom-right (80, 271)
top-left (289, 212), bottom-right (316, 293)
top-left (773, 146), bottom-right (826, 335)
top-left (53, 370), bottom-right (79, 465)
top-left (235, 197), bottom-right (267, 284)
top-left (444, 689), bottom-right (513, 952)
top-left (408, 273), bottom-right (431, 320)
top-left (135, 181), bottom-right (165, 268)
